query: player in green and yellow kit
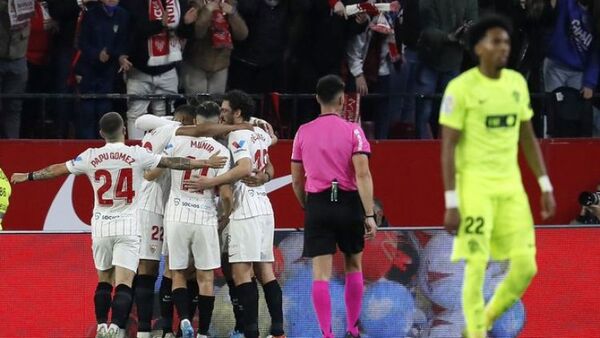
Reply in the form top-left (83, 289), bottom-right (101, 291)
top-left (0, 168), bottom-right (11, 230)
top-left (439, 16), bottom-right (557, 338)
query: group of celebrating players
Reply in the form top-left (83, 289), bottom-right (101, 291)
top-left (8, 14), bottom-right (565, 338)
top-left (11, 90), bottom-right (284, 338)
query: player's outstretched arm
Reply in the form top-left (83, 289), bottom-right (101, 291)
top-left (175, 122), bottom-right (254, 138)
top-left (217, 184), bottom-right (234, 231)
top-left (291, 162), bottom-right (306, 209)
top-left (135, 114), bottom-right (177, 132)
top-left (352, 154), bottom-right (377, 240)
top-left (144, 168), bottom-right (165, 181)
top-left (185, 158), bottom-right (253, 191)
top-left (10, 163), bottom-right (71, 184)
top-left (519, 121), bottom-right (556, 220)
top-left (158, 152), bottom-right (227, 170)
top-left (441, 126), bottom-right (462, 235)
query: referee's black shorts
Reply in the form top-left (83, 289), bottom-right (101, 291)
top-left (303, 189), bottom-right (365, 258)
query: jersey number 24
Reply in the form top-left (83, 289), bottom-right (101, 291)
top-left (94, 168), bottom-right (135, 205)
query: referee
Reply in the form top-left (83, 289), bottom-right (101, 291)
top-left (291, 74), bottom-right (376, 338)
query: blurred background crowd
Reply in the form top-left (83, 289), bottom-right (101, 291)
top-left (0, 0), bottom-right (599, 140)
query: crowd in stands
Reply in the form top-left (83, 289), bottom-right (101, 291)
top-left (0, 0), bottom-right (599, 140)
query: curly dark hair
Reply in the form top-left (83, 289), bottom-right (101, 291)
top-left (223, 90), bottom-right (255, 121)
top-left (467, 15), bottom-right (513, 54)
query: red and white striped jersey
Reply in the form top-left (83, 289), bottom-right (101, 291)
top-left (138, 123), bottom-right (180, 214)
top-left (65, 142), bottom-right (162, 237)
top-left (227, 127), bottom-right (274, 220)
top-left (164, 136), bottom-right (231, 226)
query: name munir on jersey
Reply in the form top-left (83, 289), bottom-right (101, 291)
top-left (165, 136), bottom-right (231, 225)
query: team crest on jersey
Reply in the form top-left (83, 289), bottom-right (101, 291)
top-left (441, 95), bottom-right (454, 115)
top-left (512, 91), bottom-right (520, 103)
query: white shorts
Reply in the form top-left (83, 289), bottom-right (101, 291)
top-left (92, 235), bottom-right (141, 272)
top-left (225, 214), bottom-right (275, 263)
top-left (138, 210), bottom-right (164, 261)
top-left (166, 220), bottom-right (220, 271)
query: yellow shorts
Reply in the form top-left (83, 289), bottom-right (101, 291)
top-left (451, 176), bottom-right (536, 262)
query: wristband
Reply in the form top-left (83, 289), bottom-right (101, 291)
top-left (444, 190), bottom-right (459, 209)
top-left (28, 172), bottom-right (34, 181)
top-left (538, 175), bottom-right (553, 193)
top-left (365, 214), bottom-right (375, 219)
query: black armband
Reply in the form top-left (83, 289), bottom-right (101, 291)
top-left (28, 172), bottom-right (34, 181)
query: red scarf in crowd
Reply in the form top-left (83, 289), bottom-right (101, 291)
top-left (147, 0), bottom-right (182, 66)
top-left (209, 1), bottom-right (233, 49)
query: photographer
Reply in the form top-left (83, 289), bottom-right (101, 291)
top-left (576, 189), bottom-right (600, 223)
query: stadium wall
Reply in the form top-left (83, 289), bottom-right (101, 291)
top-left (0, 228), bottom-right (598, 337)
top-left (1, 139), bottom-right (600, 229)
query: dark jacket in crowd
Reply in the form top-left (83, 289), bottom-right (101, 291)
top-left (234, 0), bottom-right (288, 67)
top-left (77, 4), bottom-right (129, 70)
top-left (120, 0), bottom-right (193, 76)
top-left (397, 0), bottom-right (420, 49)
top-left (0, 0), bottom-right (31, 59)
top-left (418, 0), bottom-right (478, 72)
top-left (288, 0), bottom-right (367, 90)
top-left (46, 0), bottom-right (80, 49)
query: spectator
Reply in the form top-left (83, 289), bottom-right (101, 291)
top-left (346, 6), bottom-right (402, 140)
top-left (0, 0), bottom-right (35, 138)
top-left (287, 0), bottom-right (367, 126)
top-left (228, 0), bottom-right (288, 94)
top-left (373, 197), bottom-right (390, 227)
top-left (181, 0), bottom-right (248, 96)
top-left (75, 0), bottom-right (128, 139)
top-left (120, 0), bottom-right (196, 139)
top-left (415, 0), bottom-right (478, 139)
top-left (23, 0), bottom-right (56, 138)
top-left (543, 0), bottom-right (598, 100)
top-left (46, 0), bottom-right (91, 138)
top-left (391, 0), bottom-right (420, 138)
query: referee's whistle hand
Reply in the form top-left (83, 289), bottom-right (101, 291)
top-left (444, 209), bottom-right (461, 236)
top-left (364, 217), bottom-right (377, 240)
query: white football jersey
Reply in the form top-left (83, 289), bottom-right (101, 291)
top-left (164, 136), bottom-right (231, 226)
top-left (228, 127), bottom-right (274, 220)
top-left (65, 142), bottom-right (162, 238)
top-left (138, 123), bottom-right (180, 214)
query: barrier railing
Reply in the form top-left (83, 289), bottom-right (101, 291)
top-left (0, 92), bottom-right (558, 139)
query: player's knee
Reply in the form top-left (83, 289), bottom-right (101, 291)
top-left (196, 270), bottom-right (214, 284)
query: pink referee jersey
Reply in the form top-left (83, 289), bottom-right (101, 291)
top-left (291, 114), bottom-right (371, 193)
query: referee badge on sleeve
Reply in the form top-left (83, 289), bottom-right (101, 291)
top-left (441, 95), bottom-right (454, 115)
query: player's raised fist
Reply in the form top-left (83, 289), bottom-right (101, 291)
top-left (10, 173), bottom-right (28, 184)
top-left (206, 151), bottom-right (228, 168)
top-left (444, 208), bottom-right (461, 236)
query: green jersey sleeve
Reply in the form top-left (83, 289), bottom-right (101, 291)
top-left (439, 80), bottom-right (466, 130)
top-left (519, 74), bottom-right (534, 121)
